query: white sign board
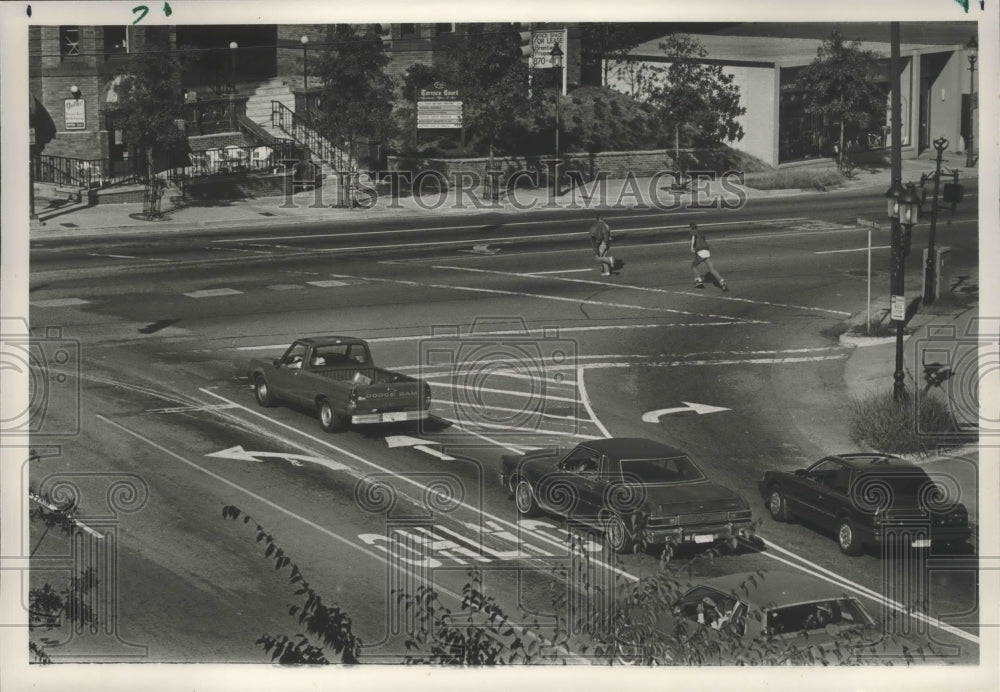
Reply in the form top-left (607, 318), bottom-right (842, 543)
top-left (856, 217), bottom-right (882, 230)
top-left (418, 86), bottom-right (462, 129)
top-left (64, 98), bottom-right (86, 130)
top-left (531, 29), bottom-right (565, 69)
top-left (891, 294), bottom-right (906, 322)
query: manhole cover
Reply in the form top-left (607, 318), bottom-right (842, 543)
top-left (59, 222), bottom-right (79, 228)
top-left (258, 211), bottom-right (276, 217)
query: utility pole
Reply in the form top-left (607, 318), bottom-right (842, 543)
top-left (889, 22), bottom-right (905, 401)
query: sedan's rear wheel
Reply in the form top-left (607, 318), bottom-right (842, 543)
top-left (768, 487), bottom-right (792, 522)
top-left (837, 517), bottom-right (864, 556)
top-left (514, 480), bottom-right (542, 517)
top-left (605, 514), bottom-right (636, 554)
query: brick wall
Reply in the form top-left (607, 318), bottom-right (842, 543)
top-left (275, 24), bottom-right (329, 79)
top-left (187, 133), bottom-right (249, 151)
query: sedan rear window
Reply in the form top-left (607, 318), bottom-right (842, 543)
top-left (618, 455), bottom-right (706, 483)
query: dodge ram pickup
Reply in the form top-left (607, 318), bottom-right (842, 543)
top-left (247, 336), bottom-right (431, 432)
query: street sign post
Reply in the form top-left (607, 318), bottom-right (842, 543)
top-left (891, 294), bottom-right (906, 322)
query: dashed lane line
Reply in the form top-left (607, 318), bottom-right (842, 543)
top-left (434, 265), bottom-right (852, 317)
top-left (184, 288), bottom-right (244, 299)
top-left (29, 297), bottom-right (90, 307)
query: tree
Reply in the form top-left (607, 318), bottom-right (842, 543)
top-left (641, 34), bottom-right (746, 176)
top-left (796, 30), bottom-right (887, 172)
top-left (108, 38), bottom-right (190, 217)
top-left (437, 24), bottom-right (540, 160)
top-left (27, 457), bottom-right (99, 663)
top-left (312, 25), bottom-right (396, 172)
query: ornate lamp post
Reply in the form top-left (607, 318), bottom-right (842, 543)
top-left (550, 42), bottom-right (563, 196)
top-left (965, 35), bottom-right (977, 168)
top-left (922, 137), bottom-right (948, 303)
top-left (301, 35), bottom-right (309, 91)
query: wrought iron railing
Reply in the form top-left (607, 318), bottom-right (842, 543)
top-left (35, 154), bottom-right (145, 189)
top-left (270, 100), bottom-right (349, 172)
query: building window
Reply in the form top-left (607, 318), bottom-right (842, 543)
top-left (60, 26), bottom-right (81, 57)
top-left (104, 26), bottom-right (128, 56)
top-left (400, 24), bottom-right (418, 39)
top-left (435, 23), bottom-right (454, 35)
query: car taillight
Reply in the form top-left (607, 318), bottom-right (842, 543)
top-left (728, 510), bottom-right (752, 521)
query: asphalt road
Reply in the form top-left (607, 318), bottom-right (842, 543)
top-left (25, 185), bottom-right (981, 664)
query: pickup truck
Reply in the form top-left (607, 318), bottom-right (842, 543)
top-left (247, 336), bottom-right (431, 432)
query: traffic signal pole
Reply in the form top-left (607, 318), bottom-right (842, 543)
top-left (890, 22), bottom-right (905, 401)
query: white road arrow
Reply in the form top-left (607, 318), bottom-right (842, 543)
top-left (466, 243), bottom-right (500, 255)
top-left (642, 402), bottom-right (731, 422)
top-left (385, 435), bottom-right (455, 460)
top-left (206, 445), bottom-right (350, 471)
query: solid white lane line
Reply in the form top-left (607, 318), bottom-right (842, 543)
top-left (428, 380), bottom-right (579, 403)
top-left (576, 365), bottom-right (612, 439)
top-left (756, 534), bottom-right (979, 644)
top-left (815, 246), bottom-right (891, 255)
top-left (197, 388), bottom-right (639, 584)
top-left (212, 223), bottom-right (490, 243)
top-left (434, 265), bottom-right (851, 318)
top-left (327, 272), bottom-right (753, 321)
top-left (232, 323), bottom-right (748, 352)
top-left (528, 269), bottom-right (593, 274)
top-left (29, 297), bottom-right (90, 307)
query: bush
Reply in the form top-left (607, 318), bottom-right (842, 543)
top-left (743, 168), bottom-right (843, 190)
top-left (848, 389), bottom-right (971, 455)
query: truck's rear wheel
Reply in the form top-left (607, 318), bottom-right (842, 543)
top-left (254, 376), bottom-right (275, 407)
top-left (318, 398), bottom-right (347, 433)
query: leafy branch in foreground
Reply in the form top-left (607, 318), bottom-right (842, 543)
top-left (220, 505), bottom-right (361, 663)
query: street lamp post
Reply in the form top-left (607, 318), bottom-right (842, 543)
top-left (229, 41), bottom-right (238, 92)
top-left (550, 42), bottom-right (563, 196)
top-left (965, 35), bottom-right (977, 168)
top-left (301, 35), bottom-right (309, 91)
top-left (885, 179), bottom-right (906, 401)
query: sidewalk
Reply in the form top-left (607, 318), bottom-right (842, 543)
top-left (29, 150), bottom-right (975, 241)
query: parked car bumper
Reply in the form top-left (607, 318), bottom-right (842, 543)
top-left (867, 523), bottom-right (971, 548)
top-left (641, 520), bottom-right (756, 546)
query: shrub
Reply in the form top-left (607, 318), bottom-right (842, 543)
top-left (848, 389), bottom-right (971, 455)
top-left (743, 168), bottom-right (843, 191)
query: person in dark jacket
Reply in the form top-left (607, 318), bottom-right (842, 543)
top-left (690, 222), bottom-right (728, 291)
top-left (589, 212), bottom-right (614, 276)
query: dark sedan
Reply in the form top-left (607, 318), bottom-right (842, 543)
top-left (499, 438), bottom-right (755, 555)
top-left (758, 453), bottom-right (971, 555)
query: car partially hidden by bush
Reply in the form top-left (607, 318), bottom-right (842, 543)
top-left (611, 570), bottom-right (942, 665)
top-left (758, 453), bottom-right (971, 555)
top-left (500, 438), bottom-right (755, 556)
